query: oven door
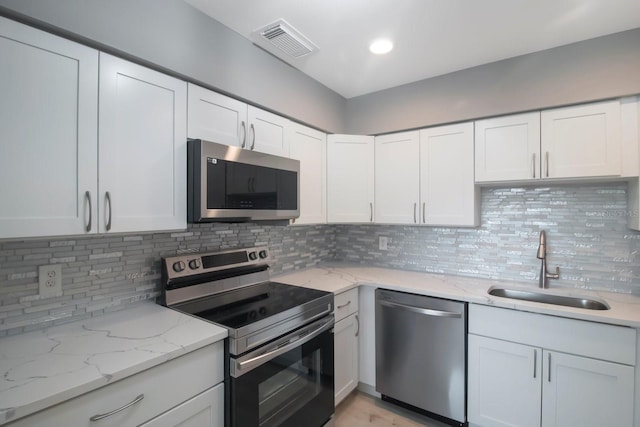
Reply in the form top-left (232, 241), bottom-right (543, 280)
top-left (229, 315), bottom-right (334, 427)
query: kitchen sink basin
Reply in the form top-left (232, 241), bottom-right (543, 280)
top-left (488, 287), bottom-right (610, 310)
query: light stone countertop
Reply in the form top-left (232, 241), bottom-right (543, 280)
top-left (0, 302), bottom-right (227, 425)
top-left (275, 265), bottom-right (640, 328)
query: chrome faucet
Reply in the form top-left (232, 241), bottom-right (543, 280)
top-left (536, 230), bottom-right (559, 288)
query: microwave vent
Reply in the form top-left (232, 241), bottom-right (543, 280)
top-left (254, 19), bottom-right (317, 58)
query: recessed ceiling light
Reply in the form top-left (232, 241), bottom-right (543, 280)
top-left (369, 39), bottom-right (393, 55)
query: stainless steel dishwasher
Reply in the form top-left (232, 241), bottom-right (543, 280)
top-left (375, 289), bottom-right (467, 426)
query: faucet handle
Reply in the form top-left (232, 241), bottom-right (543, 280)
top-left (546, 266), bottom-right (560, 280)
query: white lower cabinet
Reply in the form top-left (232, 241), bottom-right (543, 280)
top-left (140, 384), bottom-right (223, 427)
top-left (468, 305), bottom-right (635, 427)
top-left (8, 343), bottom-right (224, 427)
top-left (334, 288), bottom-right (359, 405)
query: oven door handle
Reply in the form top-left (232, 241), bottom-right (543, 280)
top-left (236, 316), bottom-right (334, 375)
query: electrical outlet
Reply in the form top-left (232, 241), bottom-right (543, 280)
top-left (379, 236), bottom-right (390, 251)
top-left (38, 265), bottom-right (62, 298)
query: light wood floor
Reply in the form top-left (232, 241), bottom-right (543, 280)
top-left (334, 392), bottom-right (451, 427)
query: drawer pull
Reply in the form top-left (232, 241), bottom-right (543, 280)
top-left (533, 349), bottom-right (537, 378)
top-left (90, 394), bottom-right (144, 421)
top-left (337, 300), bottom-right (351, 309)
top-left (355, 314), bottom-right (360, 337)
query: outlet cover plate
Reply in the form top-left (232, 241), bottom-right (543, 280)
top-left (39, 264), bottom-right (62, 298)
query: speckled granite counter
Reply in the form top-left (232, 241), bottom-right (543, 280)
top-left (275, 265), bottom-right (640, 328)
top-left (0, 303), bottom-right (227, 425)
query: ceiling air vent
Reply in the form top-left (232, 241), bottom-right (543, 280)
top-left (253, 19), bottom-right (317, 58)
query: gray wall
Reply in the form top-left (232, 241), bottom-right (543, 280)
top-left (2, 1), bottom-right (640, 135)
top-left (345, 28), bottom-right (640, 135)
top-left (0, 0), bottom-right (347, 133)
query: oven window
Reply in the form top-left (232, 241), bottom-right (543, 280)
top-left (230, 327), bottom-right (334, 427)
top-left (259, 348), bottom-right (322, 426)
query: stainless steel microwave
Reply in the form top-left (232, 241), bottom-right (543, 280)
top-left (187, 139), bottom-right (300, 222)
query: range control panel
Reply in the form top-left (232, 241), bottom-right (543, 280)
top-left (163, 246), bottom-right (270, 281)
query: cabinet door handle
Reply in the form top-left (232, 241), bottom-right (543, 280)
top-left (370, 202), bottom-right (373, 222)
top-left (355, 314), bottom-right (360, 337)
top-left (89, 394), bottom-right (144, 421)
top-left (532, 153), bottom-right (536, 178)
top-left (545, 151), bottom-right (549, 178)
top-left (422, 202), bottom-right (426, 224)
top-left (105, 192), bottom-right (112, 231)
top-left (533, 349), bottom-right (537, 378)
top-left (240, 121), bottom-right (247, 148)
top-left (337, 300), bottom-right (351, 309)
top-left (548, 352), bottom-right (551, 382)
top-left (85, 191), bottom-right (92, 232)
top-left (250, 123), bottom-right (256, 150)
top-left (413, 203), bottom-right (417, 223)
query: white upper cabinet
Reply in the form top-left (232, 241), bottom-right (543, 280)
top-left (0, 16), bottom-right (99, 238)
top-left (187, 84), bottom-right (247, 147)
top-left (374, 131), bottom-right (420, 224)
top-left (475, 101), bottom-right (623, 183)
top-left (541, 100), bottom-right (621, 178)
top-left (475, 112), bottom-right (541, 182)
top-left (99, 54), bottom-right (187, 233)
top-left (327, 135), bottom-right (375, 223)
top-left (288, 123), bottom-right (327, 224)
top-left (420, 122), bottom-right (478, 226)
top-left (187, 84), bottom-right (290, 157)
top-left (247, 106), bottom-right (290, 157)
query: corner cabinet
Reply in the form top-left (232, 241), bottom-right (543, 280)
top-left (0, 16), bottom-right (99, 238)
top-left (99, 54), bottom-right (187, 233)
top-left (288, 124), bottom-right (327, 224)
top-left (187, 83), bottom-right (290, 156)
top-left (468, 305), bottom-right (635, 427)
top-left (8, 343), bottom-right (224, 427)
top-left (374, 123), bottom-right (478, 226)
top-left (334, 288), bottom-right (359, 406)
top-left (327, 135), bottom-right (375, 223)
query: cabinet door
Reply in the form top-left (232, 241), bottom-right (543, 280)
top-left (289, 123), bottom-right (326, 224)
top-left (187, 83), bottom-right (248, 147)
top-left (374, 131), bottom-right (420, 224)
top-left (334, 313), bottom-right (359, 406)
top-left (140, 384), bottom-right (223, 427)
top-left (542, 350), bottom-right (634, 427)
top-left (247, 105), bottom-right (290, 156)
top-left (99, 53), bottom-right (187, 233)
top-left (327, 135), bottom-right (375, 223)
top-left (541, 100), bottom-right (621, 178)
top-left (420, 122), bottom-right (478, 226)
top-left (468, 335), bottom-right (541, 427)
top-left (475, 112), bottom-right (540, 182)
top-left (0, 16), bottom-right (99, 238)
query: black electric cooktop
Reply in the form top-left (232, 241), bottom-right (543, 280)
top-left (192, 281), bottom-right (330, 330)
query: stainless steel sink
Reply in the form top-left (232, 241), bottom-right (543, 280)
top-left (488, 287), bottom-right (610, 310)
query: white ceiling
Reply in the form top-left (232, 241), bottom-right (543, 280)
top-left (185, 0), bottom-right (640, 99)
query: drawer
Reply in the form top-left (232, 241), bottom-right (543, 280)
top-left (469, 304), bottom-right (636, 365)
top-left (335, 288), bottom-right (358, 322)
top-left (8, 342), bottom-right (224, 427)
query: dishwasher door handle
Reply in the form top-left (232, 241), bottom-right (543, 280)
top-left (379, 299), bottom-right (462, 318)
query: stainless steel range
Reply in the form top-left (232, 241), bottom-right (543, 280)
top-left (161, 247), bottom-right (335, 427)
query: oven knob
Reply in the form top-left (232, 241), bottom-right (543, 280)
top-left (258, 250), bottom-right (268, 259)
top-left (188, 259), bottom-right (201, 270)
top-left (172, 261), bottom-right (186, 273)
top-left (248, 251), bottom-right (258, 261)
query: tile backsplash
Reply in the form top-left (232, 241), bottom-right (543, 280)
top-left (0, 223), bottom-right (335, 337)
top-left (2, 182), bottom-right (640, 336)
top-left (335, 183), bottom-right (640, 294)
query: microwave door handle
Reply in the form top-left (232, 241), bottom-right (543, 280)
top-left (236, 316), bottom-right (334, 375)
